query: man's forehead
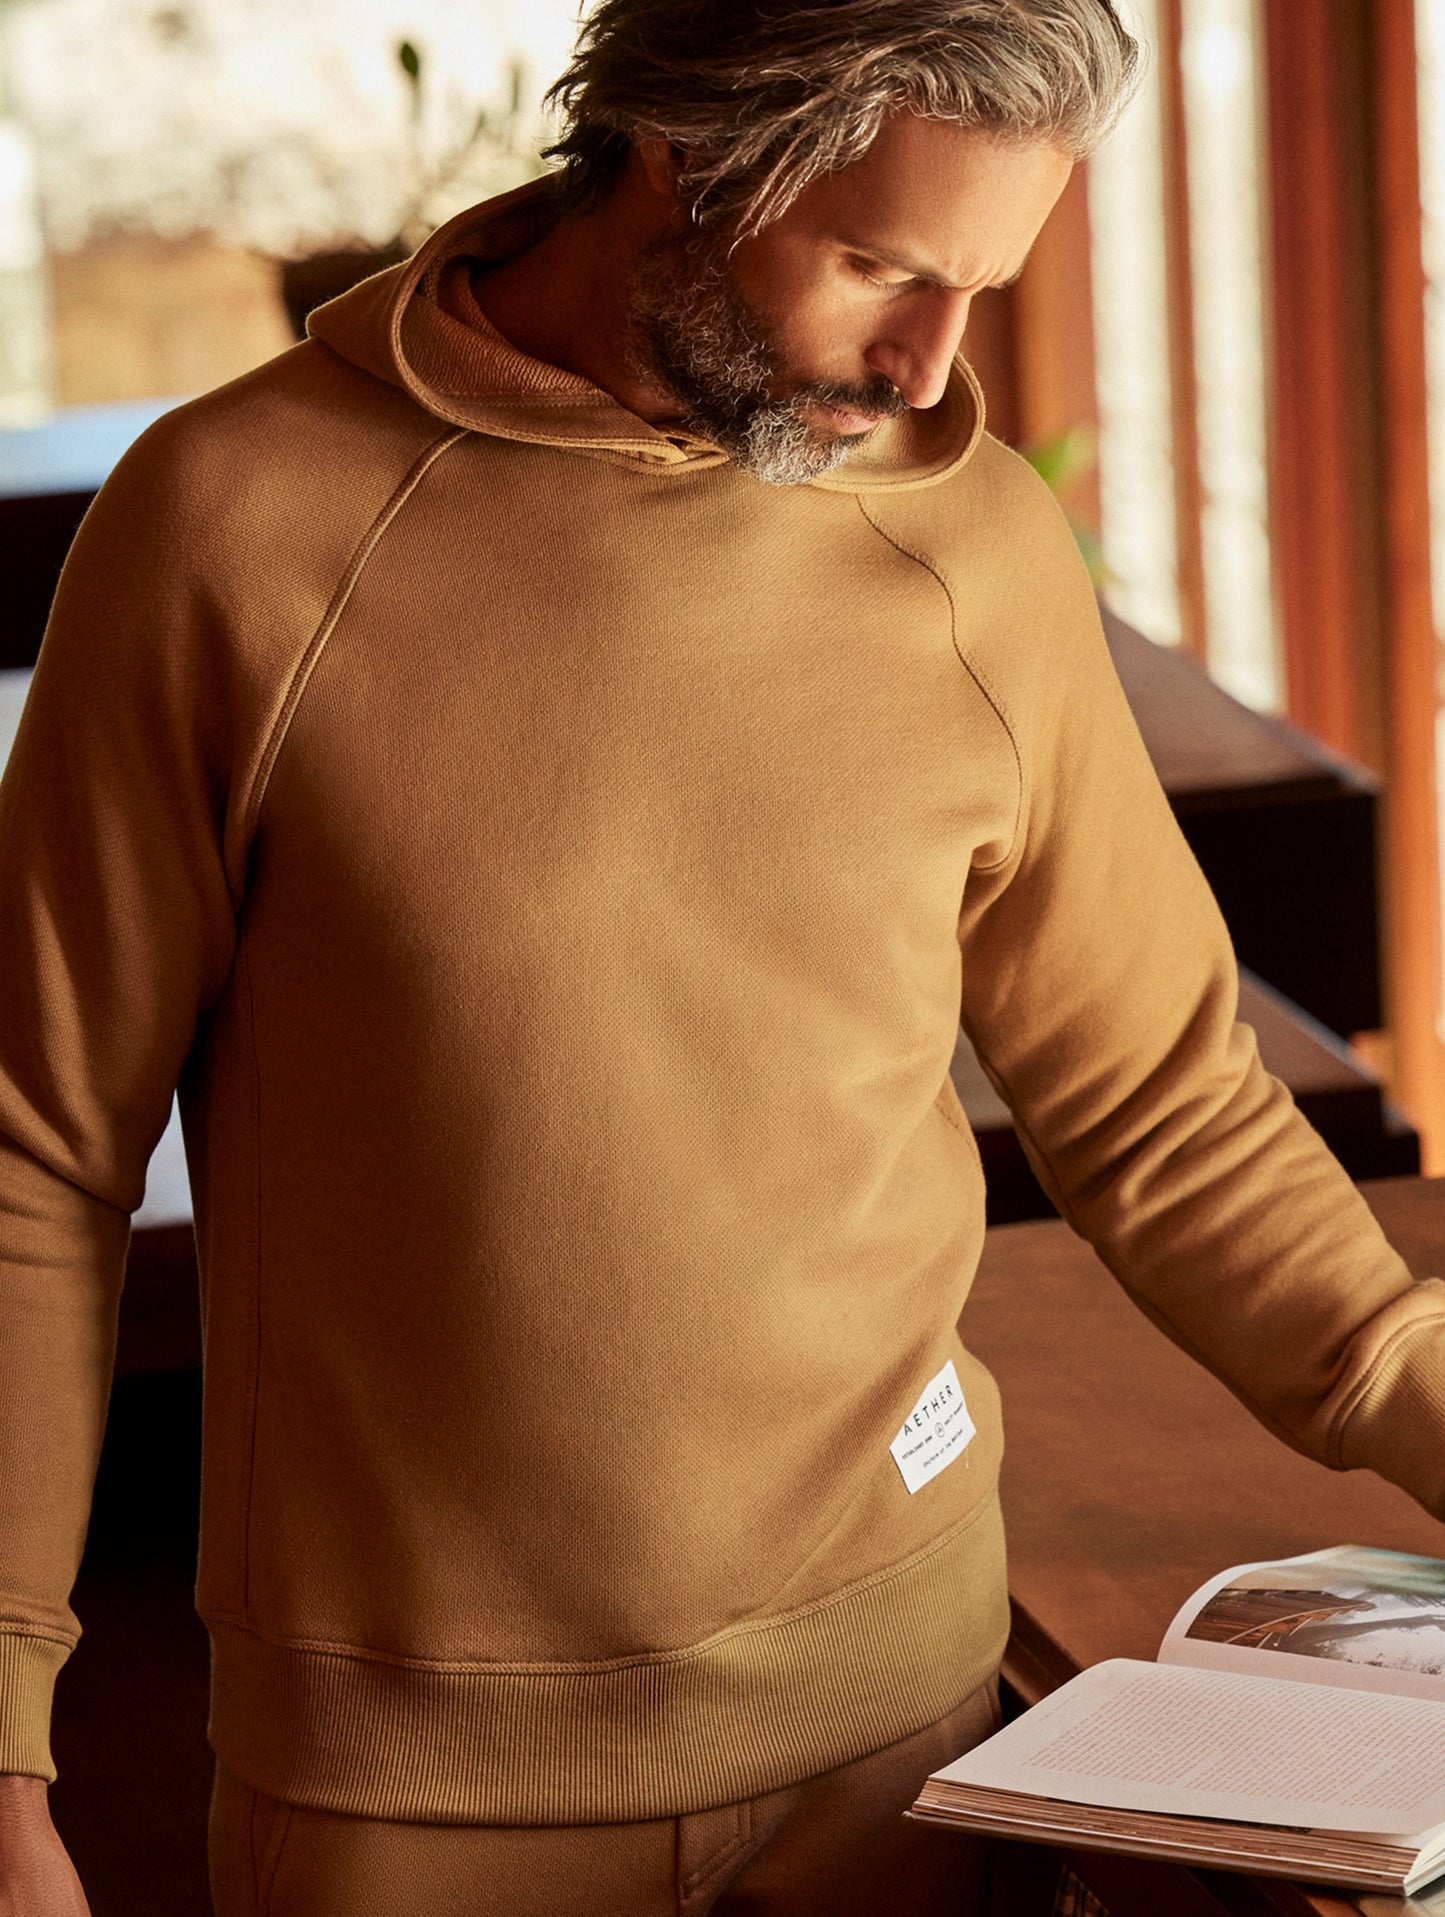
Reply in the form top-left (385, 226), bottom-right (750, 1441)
top-left (790, 115), bottom-right (1074, 288)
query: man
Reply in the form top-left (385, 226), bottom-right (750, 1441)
top-left (1, 1), bottom-right (1442, 1911)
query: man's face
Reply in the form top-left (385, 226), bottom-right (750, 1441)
top-left (629, 116), bottom-right (1074, 485)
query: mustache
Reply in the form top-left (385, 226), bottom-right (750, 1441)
top-left (789, 375), bottom-right (910, 422)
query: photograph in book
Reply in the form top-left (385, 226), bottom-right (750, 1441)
top-left (1175, 1549), bottom-right (1445, 1684)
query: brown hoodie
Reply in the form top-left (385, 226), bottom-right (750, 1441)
top-left (0, 181), bottom-right (1441, 1824)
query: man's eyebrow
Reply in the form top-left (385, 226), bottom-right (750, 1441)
top-left (846, 243), bottom-right (1028, 292)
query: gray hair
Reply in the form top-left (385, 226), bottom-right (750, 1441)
top-left (543, 0), bottom-right (1141, 237)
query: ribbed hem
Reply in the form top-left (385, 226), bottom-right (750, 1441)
top-left (0, 1631), bottom-right (71, 1780)
top-left (208, 1493), bottom-right (1008, 1825)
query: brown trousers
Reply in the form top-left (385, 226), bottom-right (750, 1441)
top-left (209, 1683), bottom-right (999, 1916)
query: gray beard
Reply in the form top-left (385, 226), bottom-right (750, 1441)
top-left (627, 231), bottom-right (908, 487)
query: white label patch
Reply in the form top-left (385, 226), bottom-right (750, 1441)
top-left (889, 1359), bottom-right (976, 1494)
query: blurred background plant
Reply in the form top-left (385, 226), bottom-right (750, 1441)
top-left (394, 36), bottom-right (536, 250)
top-left (4, 0), bottom-right (564, 255)
top-left (0, 0), bottom-right (572, 407)
top-left (0, 0), bottom-right (54, 420)
top-left (1022, 425), bottom-right (1105, 584)
top-left (279, 36), bottom-right (539, 336)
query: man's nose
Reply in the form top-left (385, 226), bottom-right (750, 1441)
top-left (865, 290), bottom-right (975, 412)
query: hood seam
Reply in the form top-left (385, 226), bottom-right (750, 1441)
top-left (307, 182), bottom-right (987, 494)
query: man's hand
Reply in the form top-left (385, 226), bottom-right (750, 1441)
top-left (0, 1776), bottom-right (90, 1916)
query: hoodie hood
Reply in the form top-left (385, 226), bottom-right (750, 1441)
top-left (307, 179), bottom-right (985, 494)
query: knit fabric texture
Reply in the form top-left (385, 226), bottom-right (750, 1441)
top-left (0, 180), bottom-right (1438, 1820)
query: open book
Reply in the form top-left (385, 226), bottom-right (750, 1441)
top-left (911, 1546), bottom-right (1445, 1895)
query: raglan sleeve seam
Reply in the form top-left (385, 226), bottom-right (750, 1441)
top-left (854, 495), bottom-right (1027, 876)
top-left (235, 425), bottom-right (472, 850)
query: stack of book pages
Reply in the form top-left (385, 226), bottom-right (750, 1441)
top-left (912, 1546), bottom-right (1445, 1896)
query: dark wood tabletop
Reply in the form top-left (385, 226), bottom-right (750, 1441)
top-left (962, 1175), bottom-right (1445, 1917)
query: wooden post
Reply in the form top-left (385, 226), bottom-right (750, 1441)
top-left (1012, 162), bottom-right (1102, 540)
top-left (1371, 0), bottom-right (1445, 1168)
top-left (1259, 0), bottom-right (1388, 774)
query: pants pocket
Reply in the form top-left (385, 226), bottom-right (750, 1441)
top-left (208, 1765), bottom-right (294, 1917)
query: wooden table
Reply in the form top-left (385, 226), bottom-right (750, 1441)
top-left (963, 1176), bottom-right (1445, 1917)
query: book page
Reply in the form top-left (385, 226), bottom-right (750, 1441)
top-left (1160, 1547), bottom-right (1445, 1704)
top-left (933, 1659), bottom-right (1445, 1838)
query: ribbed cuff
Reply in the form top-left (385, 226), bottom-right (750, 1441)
top-left (209, 1493), bottom-right (1009, 1825)
top-left (0, 1631), bottom-right (71, 1780)
top-left (1336, 1294), bottom-right (1445, 1516)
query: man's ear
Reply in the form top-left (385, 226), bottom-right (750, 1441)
top-left (635, 136), bottom-right (679, 193)
top-left (634, 136), bottom-right (689, 212)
